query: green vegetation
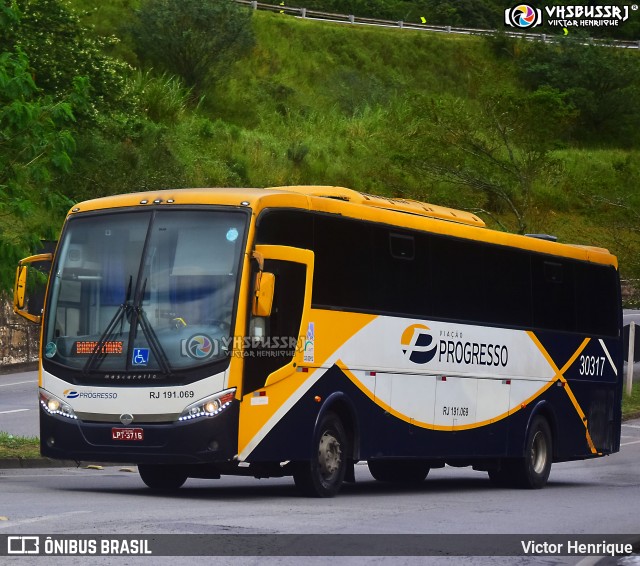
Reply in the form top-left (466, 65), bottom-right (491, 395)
top-left (129, 0), bottom-right (254, 93)
top-left (623, 383), bottom-right (640, 420)
top-left (512, 39), bottom-right (640, 147)
top-left (0, 0), bottom-right (639, 304)
top-left (0, 0), bottom-right (129, 289)
top-left (0, 432), bottom-right (40, 459)
top-left (0, 38), bottom-right (77, 290)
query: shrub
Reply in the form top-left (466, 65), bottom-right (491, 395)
top-left (0, 0), bottom-right (131, 116)
top-left (129, 0), bottom-right (254, 93)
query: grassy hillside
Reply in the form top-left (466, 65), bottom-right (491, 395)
top-left (68, 9), bottom-right (513, 195)
top-left (4, 2), bottom-right (640, 301)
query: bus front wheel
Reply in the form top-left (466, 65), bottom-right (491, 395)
top-left (293, 412), bottom-right (348, 497)
top-left (138, 464), bottom-right (188, 491)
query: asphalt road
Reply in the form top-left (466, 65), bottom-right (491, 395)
top-left (1, 371), bottom-right (640, 565)
top-left (0, 370), bottom-right (38, 437)
top-left (1, 450), bottom-right (640, 566)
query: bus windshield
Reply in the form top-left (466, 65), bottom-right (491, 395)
top-left (43, 209), bottom-right (247, 375)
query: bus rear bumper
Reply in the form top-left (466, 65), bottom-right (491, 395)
top-left (39, 403), bottom-right (239, 465)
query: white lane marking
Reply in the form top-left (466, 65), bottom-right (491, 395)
top-left (0, 511), bottom-right (91, 530)
top-left (621, 439), bottom-right (640, 447)
top-left (622, 424), bottom-right (640, 429)
top-left (0, 409), bottom-right (31, 415)
top-left (0, 381), bottom-right (36, 388)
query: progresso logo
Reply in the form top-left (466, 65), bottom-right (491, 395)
top-left (400, 324), bottom-right (438, 364)
top-left (63, 389), bottom-right (118, 400)
top-left (400, 325), bottom-right (510, 368)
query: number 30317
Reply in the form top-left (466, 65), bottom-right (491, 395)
top-left (579, 355), bottom-right (606, 377)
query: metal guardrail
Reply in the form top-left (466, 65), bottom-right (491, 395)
top-left (234, 0), bottom-right (640, 49)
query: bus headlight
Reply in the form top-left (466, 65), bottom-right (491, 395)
top-left (178, 388), bottom-right (236, 422)
top-left (40, 389), bottom-right (78, 420)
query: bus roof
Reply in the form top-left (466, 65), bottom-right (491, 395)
top-left (68, 186), bottom-right (617, 268)
top-left (267, 185), bottom-right (486, 227)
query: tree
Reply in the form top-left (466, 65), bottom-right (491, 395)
top-left (130, 0), bottom-right (254, 93)
top-left (517, 40), bottom-right (640, 147)
top-left (0, 47), bottom-right (76, 289)
top-left (414, 87), bottom-right (576, 234)
top-left (0, 0), bottom-right (130, 118)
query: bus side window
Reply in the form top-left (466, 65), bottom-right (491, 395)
top-left (243, 259), bottom-right (306, 394)
top-left (575, 263), bottom-right (619, 337)
top-left (370, 228), bottom-right (429, 317)
top-left (532, 259), bottom-right (575, 332)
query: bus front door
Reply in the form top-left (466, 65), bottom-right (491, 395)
top-left (237, 245), bottom-right (314, 461)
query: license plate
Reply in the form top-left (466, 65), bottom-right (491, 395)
top-left (112, 428), bottom-right (144, 441)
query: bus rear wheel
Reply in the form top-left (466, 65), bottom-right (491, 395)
top-left (368, 460), bottom-right (430, 483)
top-left (138, 464), bottom-right (188, 491)
top-left (293, 412), bottom-right (348, 498)
top-left (510, 415), bottom-right (553, 489)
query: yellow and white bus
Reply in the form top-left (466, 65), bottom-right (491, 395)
top-left (14, 186), bottom-right (623, 497)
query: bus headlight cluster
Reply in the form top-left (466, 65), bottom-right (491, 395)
top-left (39, 389), bottom-right (78, 420)
top-left (178, 388), bottom-right (236, 422)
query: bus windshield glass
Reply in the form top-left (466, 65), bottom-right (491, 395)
top-left (43, 209), bottom-right (247, 375)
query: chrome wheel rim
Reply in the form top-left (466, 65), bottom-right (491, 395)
top-left (318, 431), bottom-right (342, 482)
top-left (530, 430), bottom-right (548, 475)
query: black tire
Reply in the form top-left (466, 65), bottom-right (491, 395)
top-left (138, 464), bottom-right (188, 491)
top-left (368, 459), bottom-right (430, 483)
top-left (293, 412), bottom-right (348, 498)
top-left (511, 415), bottom-right (553, 489)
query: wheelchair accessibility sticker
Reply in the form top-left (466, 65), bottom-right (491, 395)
top-left (132, 348), bottom-right (150, 366)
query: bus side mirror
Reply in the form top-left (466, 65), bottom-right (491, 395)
top-left (13, 253), bottom-right (53, 324)
top-left (15, 265), bottom-right (28, 310)
top-left (252, 271), bottom-right (275, 317)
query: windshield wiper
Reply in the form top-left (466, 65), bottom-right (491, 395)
top-left (131, 278), bottom-right (172, 376)
top-left (83, 276), bottom-right (133, 375)
top-left (135, 306), bottom-right (172, 375)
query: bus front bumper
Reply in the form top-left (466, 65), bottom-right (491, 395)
top-left (39, 403), bottom-right (239, 465)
